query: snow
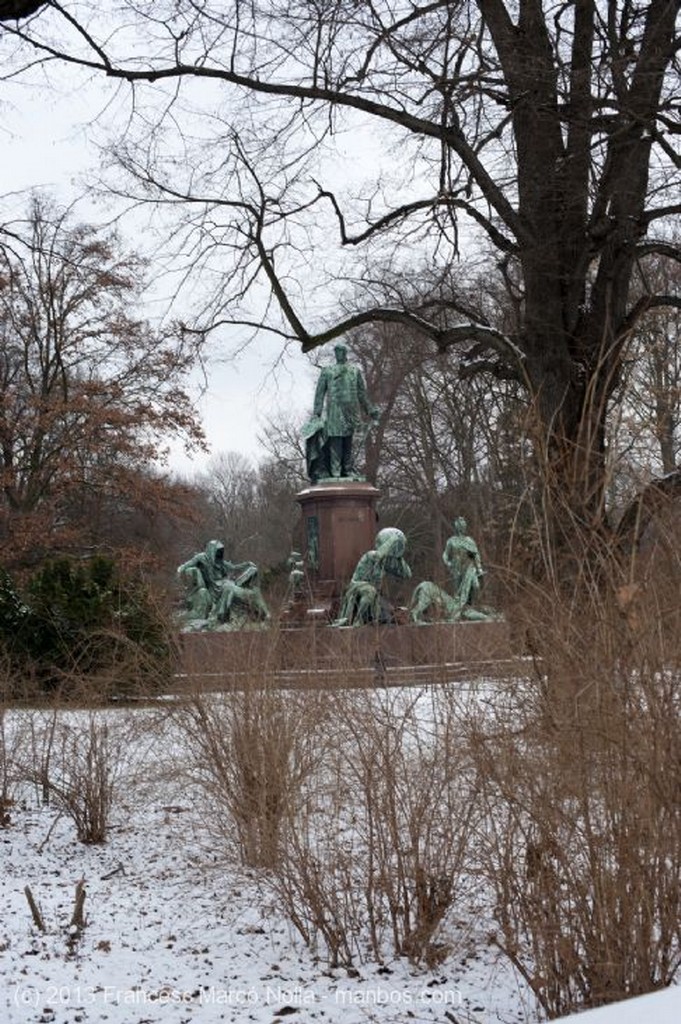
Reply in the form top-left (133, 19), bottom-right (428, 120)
top-left (1, 692), bottom-right (677, 1024)
top-left (553, 987), bottom-right (681, 1023)
top-left (0, 698), bottom-right (529, 1024)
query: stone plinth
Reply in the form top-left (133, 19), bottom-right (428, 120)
top-left (296, 481), bottom-right (379, 601)
top-left (178, 619), bottom-right (513, 690)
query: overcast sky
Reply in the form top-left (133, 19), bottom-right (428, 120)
top-left (0, 60), bottom-right (320, 479)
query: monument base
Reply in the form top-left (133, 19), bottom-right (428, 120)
top-left (178, 619), bottom-right (513, 691)
top-left (296, 480), bottom-right (379, 610)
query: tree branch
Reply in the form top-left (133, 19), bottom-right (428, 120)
top-left (621, 293), bottom-right (681, 338)
top-left (4, 22), bottom-right (526, 242)
top-left (313, 184), bottom-right (517, 254)
top-left (641, 204), bottom-right (681, 226)
top-left (635, 242), bottom-right (681, 263)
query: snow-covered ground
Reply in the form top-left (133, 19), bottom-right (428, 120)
top-left (1, 690), bottom-right (677, 1024)
top-left (552, 987), bottom-right (681, 1023)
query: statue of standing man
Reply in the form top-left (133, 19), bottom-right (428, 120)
top-left (303, 343), bottom-right (378, 482)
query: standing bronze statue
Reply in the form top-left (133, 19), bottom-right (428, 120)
top-left (303, 343), bottom-right (378, 482)
top-left (442, 516), bottom-right (484, 609)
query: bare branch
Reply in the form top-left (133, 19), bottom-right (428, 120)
top-left (622, 293), bottom-right (681, 339)
top-left (641, 204), bottom-right (681, 226)
top-left (314, 183), bottom-right (518, 254)
top-left (635, 242), bottom-right (681, 263)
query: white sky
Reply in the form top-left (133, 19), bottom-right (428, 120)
top-left (0, 64), bottom-right (321, 479)
top-left (0, 35), bottom-right (435, 482)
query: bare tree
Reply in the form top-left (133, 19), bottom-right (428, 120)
top-left (198, 452), bottom-right (260, 553)
top-left (194, 449), bottom-right (303, 573)
top-left (0, 194), bottom-right (204, 564)
top-left (3, 1), bottom-right (679, 566)
top-left (612, 253), bottom-right (681, 481)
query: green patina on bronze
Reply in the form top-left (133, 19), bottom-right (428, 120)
top-left (411, 517), bottom-right (500, 623)
top-left (443, 517), bottom-right (484, 608)
top-left (335, 527), bottom-right (412, 627)
top-left (177, 539), bottom-right (270, 629)
top-left (287, 551), bottom-right (306, 598)
top-left (306, 515), bottom-right (320, 572)
top-left (303, 343), bottom-right (379, 482)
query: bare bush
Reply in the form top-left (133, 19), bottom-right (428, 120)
top-left (24, 709), bottom-right (60, 806)
top-left (275, 815), bottom-right (364, 968)
top-left (0, 659), bottom-right (41, 823)
top-left (17, 711), bottom-right (126, 844)
top-left (274, 687), bottom-right (479, 968)
top-left (0, 708), bottom-right (19, 825)
top-left (49, 717), bottom-right (118, 844)
top-left (176, 679), bottom-right (325, 869)
top-left (469, 575), bottom-right (681, 1018)
top-left (56, 624), bottom-right (178, 704)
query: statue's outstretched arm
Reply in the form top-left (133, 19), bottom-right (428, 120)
top-left (177, 554), bottom-right (200, 575)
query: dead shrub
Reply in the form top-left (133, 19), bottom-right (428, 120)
top-left (0, 657), bottom-right (22, 823)
top-left (23, 708), bottom-right (60, 806)
top-left (273, 686), bottom-right (479, 968)
top-left (470, 572), bottom-right (681, 1018)
top-left (176, 679), bottom-right (325, 869)
top-left (48, 717), bottom-right (118, 843)
top-left (0, 707), bottom-right (20, 826)
top-left (18, 710), bottom-right (124, 843)
top-left (275, 817), bottom-right (364, 967)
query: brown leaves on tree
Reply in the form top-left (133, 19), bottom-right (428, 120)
top-left (0, 195), bottom-right (206, 568)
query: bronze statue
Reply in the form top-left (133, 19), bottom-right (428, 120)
top-left (410, 580), bottom-right (493, 623)
top-left (177, 540), bottom-right (269, 628)
top-left (303, 343), bottom-right (378, 482)
top-left (410, 517), bottom-right (500, 623)
top-left (335, 527), bottom-right (411, 626)
top-left (442, 516), bottom-right (484, 609)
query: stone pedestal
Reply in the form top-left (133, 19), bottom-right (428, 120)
top-left (296, 481), bottom-right (379, 602)
top-left (179, 619), bottom-right (514, 690)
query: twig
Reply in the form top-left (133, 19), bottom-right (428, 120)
top-left (24, 885), bottom-right (46, 932)
top-left (37, 811), bottom-right (63, 854)
top-left (101, 862), bottom-right (126, 880)
top-left (69, 878), bottom-right (87, 931)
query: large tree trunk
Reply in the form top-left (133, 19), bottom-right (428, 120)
top-left (531, 378), bottom-right (611, 552)
top-left (480, 0), bottom-right (678, 569)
